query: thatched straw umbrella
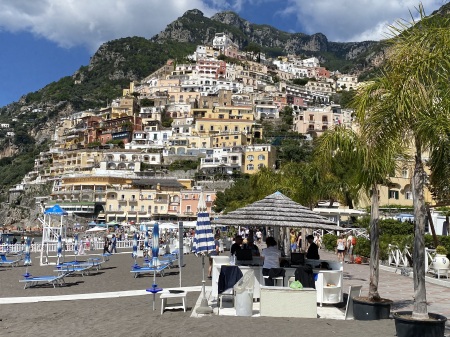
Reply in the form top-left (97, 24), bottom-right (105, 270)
top-left (212, 192), bottom-right (338, 254)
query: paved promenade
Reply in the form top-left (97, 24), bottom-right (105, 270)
top-left (318, 249), bottom-right (450, 321)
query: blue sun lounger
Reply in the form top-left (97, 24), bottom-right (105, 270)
top-left (130, 263), bottom-right (170, 278)
top-left (19, 274), bottom-right (67, 289)
top-left (0, 254), bottom-right (21, 267)
top-left (55, 262), bottom-right (94, 277)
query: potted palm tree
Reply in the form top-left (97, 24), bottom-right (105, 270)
top-left (317, 124), bottom-right (400, 320)
top-left (354, 4), bottom-right (449, 335)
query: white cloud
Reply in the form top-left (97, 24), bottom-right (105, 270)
top-left (0, 0), bottom-right (220, 52)
top-left (0, 0), bottom-right (444, 53)
top-left (280, 0), bottom-right (443, 41)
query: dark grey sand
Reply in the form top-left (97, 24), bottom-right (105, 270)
top-left (0, 250), bottom-right (397, 337)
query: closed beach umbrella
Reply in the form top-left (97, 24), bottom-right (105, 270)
top-left (132, 232), bottom-right (138, 265)
top-left (193, 192), bottom-right (215, 255)
top-left (152, 222), bottom-right (159, 267)
top-left (194, 191), bottom-right (215, 314)
top-left (74, 234), bottom-right (79, 261)
top-left (57, 235), bottom-right (62, 265)
top-left (144, 230), bottom-right (149, 262)
top-left (24, 237), bottom-right (32, 266)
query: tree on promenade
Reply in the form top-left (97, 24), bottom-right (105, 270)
top-left (351, 3), bottom-right (450, 318)
top-left (316, 125), bottom-right (403, 301)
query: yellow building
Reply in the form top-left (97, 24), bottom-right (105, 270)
top-left (242, 144), bottom-right (277, 174)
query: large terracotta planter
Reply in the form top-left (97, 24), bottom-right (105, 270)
top-left (353, 297), bottom-right (392, 320)
top-left (394, 311), bottom-right (447, 337)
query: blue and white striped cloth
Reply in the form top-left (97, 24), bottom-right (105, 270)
top-left (193, 212), bottom-right (215, 255)
top-left (57, 235), bottom-right (62, 265)
top-left (24, 237), bottom-right (32, 265)
top-left (132, 232), bottom-right (138, 258)
top-left (152, 223), bottom-right (159, 267)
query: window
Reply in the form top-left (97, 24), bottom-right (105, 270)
top-left (130, 205), bottom-right (135, 211)
top-left (186, 205), bottom-right (191, 213)
top-left (154, 206), bottom-right (158, 213)
top-left (109, 205), bottom-right (112, 211)
top-left (258, 163), bottom-right (265, 169)
top-left (247, 155), bottom-right (254, 161)
top-left (402, 167), bottom-right (409, 178)
top-left (210, 125), bottom-right (214, 131)
top-left (247, 164), bottom-right (254, 170)
top-left (141, 206), bottom-right (145, 212)
top-left (388, 190), bottom-right (399, 200)
top-left (258, 154), bottom-right (265, 160)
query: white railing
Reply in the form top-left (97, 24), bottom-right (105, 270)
top-left (387, 244), bottom-right (435, 273)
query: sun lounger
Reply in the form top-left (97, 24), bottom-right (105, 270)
top-left (19, 274), bottom-right (67, 289)
top-left (130, 263), bottom-right (170, 278)
top-left (0, 254), bottom-right (21, 267)
top-left (55, 263), bottom-right (93, 277)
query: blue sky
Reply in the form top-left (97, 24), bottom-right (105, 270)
top-left (0, 0), bottom-right (444, 107)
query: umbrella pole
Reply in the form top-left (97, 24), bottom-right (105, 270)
top-left (196, 254), bottom-right (213, 314)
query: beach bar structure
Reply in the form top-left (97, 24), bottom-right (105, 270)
top-left (40, 204), bottom-right (68, 266)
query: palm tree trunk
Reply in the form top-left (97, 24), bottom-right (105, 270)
top-left (368, 183), bottom-right (380, 301)
top-left (412, 144), bottom-right (428, 318)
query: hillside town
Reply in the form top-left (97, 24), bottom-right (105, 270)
top-left (6, 33), bottom-right (421, 227)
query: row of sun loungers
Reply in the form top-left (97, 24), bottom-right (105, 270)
top-left (19, 255), bottom-right (110, 289)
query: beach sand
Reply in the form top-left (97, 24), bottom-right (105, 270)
top-left (0, 250), bottom-right (396, 337)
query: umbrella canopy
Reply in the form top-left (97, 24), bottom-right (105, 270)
top-left (193, 192), bottom-right (215, 254)
top-left (44, 204), bottom-right (68, 215)
top-left (24, 237), bottom-right (32, 265)
top-left (212, 191), bottom-right (338, 230)
top-left (152, 223), bottom-right (159, 267)
top-left (86, 226), bottom-right (107, 233)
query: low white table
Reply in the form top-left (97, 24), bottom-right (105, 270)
top-left (160, 292), bottom-right (187, 314)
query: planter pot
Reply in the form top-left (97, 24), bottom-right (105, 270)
top-left (353, 297), bottom-right (392, 320)
top-left (394, 311), bottom-right (447, 337)
top-left (432, 254), bottom-right (450, 271)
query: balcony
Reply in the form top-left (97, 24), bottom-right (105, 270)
top-left (118, 199), bottom-right (127, 203)
top-left (154, 199), bottom-right (168, 204)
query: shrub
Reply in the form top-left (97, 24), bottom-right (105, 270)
top-left (353, 237), bottom-right (370, 258)
top-left (436, 245), bottom-right (448, 255)
top-left (322, 234), bottom-right (338, 251)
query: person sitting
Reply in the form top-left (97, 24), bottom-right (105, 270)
top-left (306, 235), bottom-right (320, 260)
top-left (242, 237), bottom-right (260, 256)
top-left (230, 235), bottom-right (243, 256)
top-left (261, 237), bottom-right (282, 286)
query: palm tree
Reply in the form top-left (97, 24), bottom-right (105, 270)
top-left (353, 4), bottom-right (450, 318)
top-left (316, 125), bottom-right (403, 301)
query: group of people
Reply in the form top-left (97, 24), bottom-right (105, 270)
top-left (336, 233), bottom-right (357, 263)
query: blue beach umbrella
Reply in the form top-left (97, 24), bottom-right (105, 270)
top-left (152, 223), bottom-right (160, 267)
top-left (73, 234), bottom-right (79, 261)
top-left (57, 235), bottom-right (62, 265)
top-left (24, 237), bottom-right (32, 266)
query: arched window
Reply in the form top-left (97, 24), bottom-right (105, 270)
top-left (247, 164), bottom-right (254, 170)
top-left (258, 154), bottom-right (265, 160)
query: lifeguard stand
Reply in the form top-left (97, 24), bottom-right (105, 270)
top-left (40, 204), bottom-right (68, 266)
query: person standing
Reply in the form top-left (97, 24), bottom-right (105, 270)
top-left (103, 236), bottom-right (110, 254)
top-left (336, 234), bottom-right (346, 262)
top-left (347, 233), bottom-right (355, 263)
top-left (306, 235), bottom-right (320, 260)
top-left (207, 234), bottom-right (220, 279)
top-left (110, 234), bottom-right (117, 254)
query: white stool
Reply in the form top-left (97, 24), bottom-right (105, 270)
top-left (160, 292), bottom-right (187, 314)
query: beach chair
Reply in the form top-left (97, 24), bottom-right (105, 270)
top-left (55, 263), bottom-right (93, 277)
top-left (0, 254), bottom-right (21, 267)
top-left (19, 273), bottom-right (67, 289)
top-left (130, 263), bottom-right (171, 278)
